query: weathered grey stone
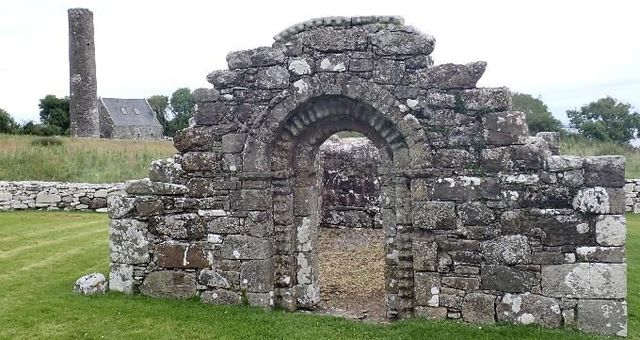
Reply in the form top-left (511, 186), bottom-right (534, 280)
top-left (417, 62), bottom-right (486, 89)
top-left (595, 214), bottom-right (625, 246)
top-left (140, 271), bottom-right (196, 299)
top-left (496, 293), bottom-right (561, 328)
top-left (107, 194), bottom-right (136, 219)
top-left (412, 201), bottom-right (456, 230)
top-left (413, 238), bottom-right (438, 271)
top-left (109, 219), bottom-right (149, 264)
top-left (240, 260), bottom-right (274, 293)
top-left (481, 265), bottom-right (538, 293)
top-left (572, 187), bottom-right (611, 214)
top-left (371, 30), bottom-right (435, 55)
top-left (125, 179), bottom-right (187, 196)
top-left (221, 133), bottom-right (246, 153)
top-left (415, 306), bottom-right (447, 320)
top-left (373, 59), bottom-right (405, 84)
top-left (198, 269), bottom-right (230, 289)
top-left (222, 235), bottom-right (271, 260)
top-left (576, 299), bottom-right (627, 337)
top-left (481, 235), bottom-right (531, 265)
top-left (207, 69), bottom-right (241, 89)
top-left (461, 87), bottom-right (511, 112)
top-left (584, 156), bottom-right (625, 187)
top-left (575, 246), bottom-right (625, 263)
top-left (109, 263), bottom-right (134, 293)
top-left (483, 111), bottom-right (529, 145)
top-left (299, 27), bottom-right (367, 52)
top-left (201, 289), bottom-right (242, 305)
top-left (462, 293), bottom-right (495, 325)
top-left (149, 213), bottom-right (205, 239)
top-left (316, 54), bottom-right (349, 72)
top-left (458, 202), bottom-right (494, 225)
top-left (226, 47), bottom-right (285, 69)
top-left (256, 66), bottom-right (290, 89)
top-left (74, 273), bottom-right (107, 295)
top-left (414, 272), bottom-right (440, 306)
top-left (149, 158), bottom-right (183, 183)
top-left (541, 263), bottom-right (626, 298)
top-left (441, 276), bottom-right (479, 290)
top-left (246, 292), bottom-right (273, 308)
top-left (288, 58), bottom-right (312, 75)
top-left (546, 156), bottom-right (583, 172)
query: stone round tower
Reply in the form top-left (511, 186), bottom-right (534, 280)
top-left (68, 8), bottom-right (100, 138)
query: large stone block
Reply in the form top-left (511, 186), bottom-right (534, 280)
top-left (573, 187), bottom-right (622, 214)
top-left (576, 299), bottom-right (627, 337)
top-left (154, 242), bottom-right (209, 269)
top-left (222, 235), bottom-right (271, 260)
top-left (546, 155), bottom-right (583, 172)
top-left (221, 133), bottom-right (247, 153)
top-left (299, 26), bottom-right (368, 52)
top-left (373, 59), bottom-right (405, 84)
top-left (256, 66), bottom-right (289, 89)
top-left (226, 46), bottom-right (286, 69)
top-left (483, 111), bottom-right (529, 145)
top-left (125, 179), bottom-right (187, 196)
top-left (414, 272), bottom-right (440, 306)
top-left (458, 201), bottom-right (494, 225)
top-left (412, 201), bottom-right (456, 230)
top-left (148, 213), bottom-right (206, 240)
top-left (107, 194), bottom-right (136, 219)
top-left (541, 263), bottom-right (626, 298)
top-left (595, 215), bottom-right (625, 246)
top-left (575, 246), bottom-right (625, 263)
top-left (371, 30), bottom-right (435, 55)
top-left (109, 219), bottom-right (149, 264)
top-left (481, 235), bottom-right (531, 265)
top-left (583, 156), bottom-right (625, 187)
top-left (173, 125), bottom-right (236, 152)
top-left (140, 271), bottom-right (196, 299)
top-left (413, 238), bottom-right (438, 271)
top-left (417, 62), bottom-right (486, 89)
top-left (461, 87), bottom-right (511, 112)
top-left (199, 269), bottom-right (231, 289)
top-left (201, 289), bottom-right (242, 305)
top-left (181, 152), bottom-right (223, 172)
top-left (108, 263), bottom-right (134, 294)
top-left (480, 265), bottom-right (538, 293)
top-left (496, 293), bottom-right (561, 328)
top-left (149, 158), bottom-right (183, 183)
top-left (240, 259), bottom-right (274, 293)
top-left (462, 293), bottom-right (495, 325)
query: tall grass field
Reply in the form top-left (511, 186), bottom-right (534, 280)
top-left (1, 134), bottom-right (640, 182)
top-left (1, 211), bottom-right (631, 339)
top-left (0, 134), bottom-right (176, 183)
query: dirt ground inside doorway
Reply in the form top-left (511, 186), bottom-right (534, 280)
top-left (315, 228), bottom-right (386, 322)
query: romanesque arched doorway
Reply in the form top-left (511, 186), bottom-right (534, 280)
top-left (251, 95), bottom-right (415, 318)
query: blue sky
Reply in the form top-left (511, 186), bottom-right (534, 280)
top-left (1, 0), bottom-right (638, 124)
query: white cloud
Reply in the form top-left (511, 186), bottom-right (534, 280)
top-left (0, 0), bottom-right (638, 123)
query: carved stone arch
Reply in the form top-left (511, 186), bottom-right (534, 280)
top-left (242, 74), bottom-right (428, 174)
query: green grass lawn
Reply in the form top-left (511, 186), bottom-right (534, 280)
top-left (1, 212), bottom-right (634, 339)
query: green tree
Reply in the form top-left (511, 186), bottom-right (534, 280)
top-left (167, 88), bottom-right (194, 136)
top-left (38, 95), bottom-right (70, 134)
top-left (567, 96), bottom-right (640, 144)
top-left (512, 93), bottom-right (562, 134)
top-left (20, 121), bottom-right (62, 136)
top-left (0, 107), bottom-right (19, 134)
top-left (147, 95), bottom-right (169, 135)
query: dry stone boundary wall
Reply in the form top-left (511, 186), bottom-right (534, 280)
top-left (0, 181), bottom-right (122, 212)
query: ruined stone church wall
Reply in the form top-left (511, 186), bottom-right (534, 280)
top-left (106, 16), bottom-right (627, 337)
top-left (318, 137), bottom-right (382, 229)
